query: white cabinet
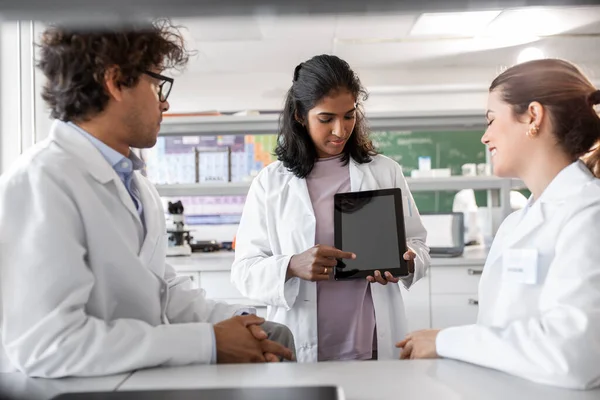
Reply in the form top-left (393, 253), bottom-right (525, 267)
top-left (431, 294), bottom-right (480, 329)
top-left (199, 270), bottom-right (244, 300)
top-left (176, 267), bottom-right (268, 317)
top-left (401, 275), bottom-right (431, 331)
top-left (199, 270), bottom-right (268, 318)
top-left (430, 266), bottom-right (483, 294)
top-left (402, 264), bottom-right (483, 331)
top-left (171, 251), bottom-right (487, 331)
top-left (429, 265), bottom-right (482, 329)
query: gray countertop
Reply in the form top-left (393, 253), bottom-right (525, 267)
top-left (118, 359), bottom-right (599, 400)
top-left (4, 358), bottom-right (598, 400)
top-left (167, 246), bottom-right (489, 273)
top-left (0, 371), bottom-right (130, 400)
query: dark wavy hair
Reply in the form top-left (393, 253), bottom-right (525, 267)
top-left (38, 19), bottom-right (191, 121)
top-left (275, 54), bottom-right (377, 178)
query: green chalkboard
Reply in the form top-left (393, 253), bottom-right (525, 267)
top-left (370, 130), bottom-right (488, 213)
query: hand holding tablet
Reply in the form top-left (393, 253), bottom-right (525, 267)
top-left (365, 248), bottom-right (416, 285)
top-left (333, 188), bottom-right (410, 281)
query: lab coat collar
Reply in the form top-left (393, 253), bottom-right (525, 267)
top-left (491, 160), bottom-right (594, 260)
top-left (287, 177), bottom-right (314, 216)
top-left (349, 158), bottom-right (366, 191)
top-left (536, 160), bottom-right (594, 204)
top-left (49, 120), bottom-right (142, 228)
top-left (135, 176), bottom-right (162, 263)
top-left (285, 156), bottom-right (368, 214)
top-left (49, 120), bottom-right (122, 184)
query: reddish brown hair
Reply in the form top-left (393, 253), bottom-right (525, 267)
top-left (490, 59), bottom-right (600, 177)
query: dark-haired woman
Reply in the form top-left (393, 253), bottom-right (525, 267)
top-left (398, 59), bottom-right (600, 390)
top-left (231, 55), bottom-right (430, 363)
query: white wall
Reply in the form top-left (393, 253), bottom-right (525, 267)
top-left (32, 22), bottom-right (54, 143)
top-left (0, 21), bottom-right (49, 175)
top-left (1, 22), bottom-right (21, 174)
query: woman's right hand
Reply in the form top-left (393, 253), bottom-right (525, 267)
top-left (287, 244), bottom-right (356, 282)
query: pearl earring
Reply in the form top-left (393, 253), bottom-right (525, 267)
top-left (526, 124), bottom-right (539, 137)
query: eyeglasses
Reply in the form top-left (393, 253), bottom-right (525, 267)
top-left (143, 70), bottom-right (174, 102)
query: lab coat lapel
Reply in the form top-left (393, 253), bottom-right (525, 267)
top-left (106, 179), bottom-right (144, 233)
top-left (287, 158), bottom-right (368, 205)
top-left (288, 175), bottom-right (315, 216)
top-left (349, 159), bottom-right (368, 191)
top-left (50, 120), bottom-right (143, 233)
top-left (495, 161), bottom-right (592, 258)
top-left (503, 201), bottom-right (545, 249)
top-left (135, 174), bottom-right (162, 265)
top-left (135, 177), bottom-right (166, 277)
top-left (484, 211), bottom-right (518, 267)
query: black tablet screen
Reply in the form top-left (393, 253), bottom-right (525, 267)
top-left (334, 188), bottom-right (408, 279)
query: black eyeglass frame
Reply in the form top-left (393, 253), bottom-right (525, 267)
top-left (143, 70), bottom-right (174, 102)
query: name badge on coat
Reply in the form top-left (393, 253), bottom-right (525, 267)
top-left (502, 248), bottom-right (538, 284)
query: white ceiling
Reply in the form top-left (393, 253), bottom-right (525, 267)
top-left (164, 6), bottom-right (600, 113)
top-left (173, 5), bottom-right (600, 74)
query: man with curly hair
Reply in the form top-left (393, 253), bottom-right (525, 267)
top-left (0, 20), bottom-right (294, 378)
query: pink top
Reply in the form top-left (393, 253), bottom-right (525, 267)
top-left (306, 155), bottom-right (376, 361)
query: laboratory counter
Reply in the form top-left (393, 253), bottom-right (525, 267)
top-left (167, 245), bottom-right (490, 273)
top-left (0, 371), bottom-right (130, 400)
top-left (165, 246), bottom-right (489, 328)
top-left (3, 359), bottom-right (599, 400)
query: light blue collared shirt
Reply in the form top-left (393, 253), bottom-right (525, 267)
top-left (70, 123), bottom-right (145, 224)
top-left (72, 122), bottom-right (256, 364)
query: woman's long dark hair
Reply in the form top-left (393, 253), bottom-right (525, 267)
top-left (275, 54), bottom-right (377, 178)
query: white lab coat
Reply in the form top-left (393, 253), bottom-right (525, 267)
top-left (437, 160), bottom-right (600, 389)
top-left (0, 121), bottom-right (243, 378)
top-left (231, 155), bottom-right (430, 362)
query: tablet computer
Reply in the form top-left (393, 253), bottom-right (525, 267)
top-left (333, 188), bottom-right (408, 280)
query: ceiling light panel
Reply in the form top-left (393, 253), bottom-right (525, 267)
top-left (485, 7), bottom-right (600, 38)
top-left (409, 10), bottom-right (502, 37)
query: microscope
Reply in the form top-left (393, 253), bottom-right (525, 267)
top-left (166, 200), bottom-right (192, 257)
